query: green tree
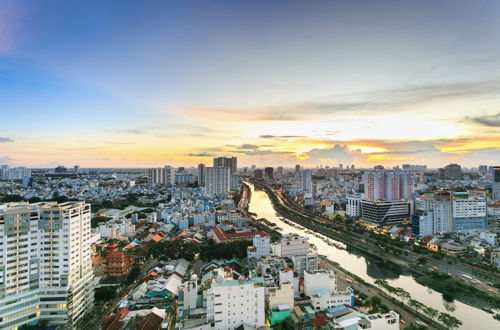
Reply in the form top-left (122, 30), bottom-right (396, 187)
top-left (126, 193), bottom-right (139, 204)
top-left (394, 287), bottom-right (411, 302)
top-left (28, 197), bottom-right (42, 203)
top-left (441, 279), bottom-right (457, 302)
top-left (369, 296), bottom-right (382, 307)
top-left (408, 299), bottom-right (425, 311)
top-left (95, 286), bottom-right (118, 301)
top-left (2, 194), bottom-right (23, 202)
top-left (374, 279), bottom-right (389, 289)
top-left (423, 306), bottom-right (439, 319)
top-left (125, 264), bottom-right (141, 286)
top-left (379, 304), bottom-right (389, 313)
top-left (272, 317), bottom-right (295, 330)
top-left (437, 312), bottom-right (462, 329)
top-left (92, 216), bottom-right (110, 228)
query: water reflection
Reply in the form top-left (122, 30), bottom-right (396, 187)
top-left (246, 182), bottom-right (499, 329)
top-left (444, 300), bottom-right (457, 313)
top-left (365, 259), bottom-right (401, 280)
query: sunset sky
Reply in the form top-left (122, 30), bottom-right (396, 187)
top-left (1, 0), bottom-right (499, 168)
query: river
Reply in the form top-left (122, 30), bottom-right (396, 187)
top-left (246, 183), bottom-right (498, 330)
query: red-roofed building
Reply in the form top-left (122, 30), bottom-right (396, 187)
top-left (311, 317), bottom-right (328, 327)
top-left (420, 235), bottom-right (434, 245)
top-left (119, 308), bottom-right (130, 316)
top-left (102, 312), bottom-right (124, 330)
top-left (136, 311), bottom-right (164, 330)
top-left (151, 234), bottom-right (163, 242)
top-left (177, 231), bottom-right (190, 239)
top-left (211, 227), bottom-right (268, 243)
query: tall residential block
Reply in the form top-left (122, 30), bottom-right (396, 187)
top-left (493, 166), bottom-right (500, 201)
top-left (230, 173), bottom-right (240, 190)
top-left (205, 167), bottom-right (230, 195)
top-left (452, 193), bottom-right (487, 232)
top-left (213, 157), bottom-right (237, 174)
top-left (0, 202), bottom-right (94, 329)
top-left (362, 170), bottom-right (413, 201)
top-left (150, 166), bottom-right (175, 186)
top-left (264, 167), bottom-right (274, 179)
top-left (415, 192), bottom-right (487, 234)
top-left (276, 166), bottom-right (284, 179)
top-left (302, 169), bottom-right (313, 194)
top-left (0, 167), bottom-right (32, 180)
top-left (416, 192), bottom-right (452, 233)
top-left (438, 163), bottom-right (462, 180)
top-left (197, 163), bottom-right (206, 186)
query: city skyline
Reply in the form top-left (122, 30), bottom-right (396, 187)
top-left (1, 0), bottom-right (499, 168)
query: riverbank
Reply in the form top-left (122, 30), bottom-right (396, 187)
top-left (252, 180), bottom-right (416, 271)
top-left (248, 180), bottom-right (500, 326)
top-left (245, 182), bottom-right (454, 329)
top-left (320, 256), bottom-right (446, 330)
top-left (415, 272), bottom-right (500, 312)
top-left (245, 201), bottom-right (444, 328)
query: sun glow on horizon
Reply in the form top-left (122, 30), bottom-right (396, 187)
top-left (347, 145), bottom-right (389, 154)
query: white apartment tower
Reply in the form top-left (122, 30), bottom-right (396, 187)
top-left (416, 193), bottom-right (452, 233)
top-left (205, 167), bottom-right (230, 195)
top-left (452, 195), bottom-right (487, 232)
top-left (0, 202), bottom-right (94, 329)
top-left (150, 166), bottom-right (175, 186)
top-left (230, 173), bottom-right (240, 190)
top-left (0, 167), bottom-right (32, 180)
top-left (206, 273), bottom-right (265, 329)
top-left (346, 194), bottom-right (362, 217)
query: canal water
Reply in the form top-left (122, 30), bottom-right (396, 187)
top-left (247, 183), bottom-right (498, 330)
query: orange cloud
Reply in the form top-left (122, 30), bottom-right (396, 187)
top-left (347, 144), bottom-right (389, 154)
top-left (367, 154), bottom-right (415, 162)
top-left (436, 137), bottom-right (500, 154)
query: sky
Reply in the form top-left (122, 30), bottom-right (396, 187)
top-left (0, 0), bottom-right (499, 168)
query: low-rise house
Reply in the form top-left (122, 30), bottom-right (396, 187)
top-left (357, 311), bottom-right (400, 330)
top-left (268, 281), bottom-right (294, 309)
top-left (304, 270), bottom-right (354, 311)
